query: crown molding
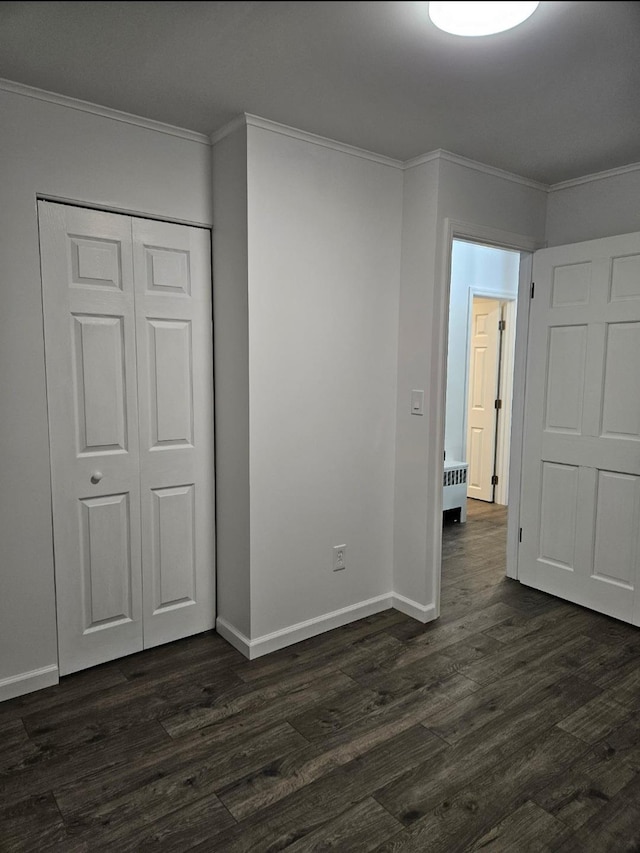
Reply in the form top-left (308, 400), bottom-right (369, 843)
top-left (428, 149), bottom-right (549, 192)
top-left (6, 77), bottom-right (638, 190)
top-left (209, 114), bottom-right (247, 145)
top-left (211, 113), bottom-right (404, 168)
top-left (0, 78), bottom-right (211, 145)
top-left (401, 149), bottom-right (442, 171)
top-left (548, 160), bottom-right (640, 192)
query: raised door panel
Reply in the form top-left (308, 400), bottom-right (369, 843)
top-left (151, 485), bottom-right (196, 612)
top-left (72, 315), bottom-right (128, 454)
top-left (146, 319), bottom-right (194, 448)
top-left (39, 201), bottom-right (143, 675)
top-left (80, 493), bottom-right (134, 630)
top-left (538, 462), bottom-right (579, 571)
top-left (544, 325), bottom-right (587, 434)
top-left (601, 323), bottom-right (640, 440)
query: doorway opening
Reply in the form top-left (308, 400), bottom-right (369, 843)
top-left (441, 238), bottom-right (521, 597)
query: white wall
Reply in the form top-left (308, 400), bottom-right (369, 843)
top-left (246, 125), bottom-right (403, 639)
top-left (393, 154), bottom-right (547, 619)
top-left (393, 158), bottom-right (441, 615)
top-left (445, 240), bottom-right (520, 463)
top-left (212, 124), bottom-right (251, 639)
top-left (0, 86), bottom-right (212, 699)
top-left (546, 167), bottom-right (640, 246)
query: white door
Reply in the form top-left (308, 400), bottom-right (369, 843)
top-left (40, 203), bottom-right (144, 674)
top-left (39, 202), bottom-right (215, 675)
top-left (467, 297), bottom-right (501, 501)
top-left (519, 232), bottom-right (640, 625)
top-left (132, 218), bottom-right (216, 648)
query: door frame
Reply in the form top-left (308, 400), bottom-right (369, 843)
top-left (463, 289), bottom-right (516, 505)
top-left (436, 219), bottom-right (543, 600)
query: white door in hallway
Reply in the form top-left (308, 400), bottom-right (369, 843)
top-left (39, 202), bottom-right (215, 675)
top-left (467, 297), bottom-right (501, 501)
top-left (519, 231), bottom-right (640, 624)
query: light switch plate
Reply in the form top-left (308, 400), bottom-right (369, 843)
top-left (411, 389), bottom-right (424, 415)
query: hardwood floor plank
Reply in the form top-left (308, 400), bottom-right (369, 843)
top-left (0, 791), bottom-right (87, 853)
top-left (54, 721), bottom-right (305, 828)
top-left (601, 709), bottom-right (640, 771)
top-left (86, 792), bottom-right (236, 853)
top-left (284, 797), bottom-right (402, 853)
top-left (161, 669), bottom-right (356, 739)
top-left (421, 666), bottom-right (578, 746)
top-left (0, 718), bottom-right (39, 773)
top-left (466, 800), bottom-right (570, 852)
top-left (437, 631), bottom-right (504, 665)
top-left (459, 628), bottom-right (606, 688)
top-left (231, 611), bottom-right (407, 684)
top-left (0, 663), bottom-right (127, 725)
top-left (288, 683), bottom-right (385, 741)
top-left (549, 772), bottom-right (640, 852)
top-left (375, 676), bottom-right (599, 825)
top-left (532, 741), bottom-right (637, 831)
top-left (22, 669), bottom-right (244, 751)
top-left (189, 726), bottom-right (446, 853)
top-left (556, 693), bottom-right (633, 744)
top-left (0, 721), bottom-right (169, 806)
top-left (374, 728), bottom-right (587, 853)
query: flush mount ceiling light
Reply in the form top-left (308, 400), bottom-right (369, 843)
top-left (427, 2), bottom-right (540, 36)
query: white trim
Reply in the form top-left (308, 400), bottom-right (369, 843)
top-left (495, 299), bottom-right (517, 507)
top-left (392, 594), bottom-right (437, 624)
top-left (36, 194), bottom-right (212, 230)
top-left (448, 220), bottom-right (543, 254)
top-left (210, 114), bottom-right (247, 145)
top-left (217, 593), bottom-right (394, 660)
top-left (0, 77), bottom-right (211, 145)
top-left (215, 617), bottom-right (253, 658)
top-left (505, 253), bottom-right (534, 579)
top-left (422, 150), bottom-right (549, 192)
top-left (402, 150), bottom-right (441, 171)
top-left (0, 664), bottom-right (58, 702)
top-left (549, 161), bottom-right (640, 192)
top-left (212, 113), bottom-right (404, 168)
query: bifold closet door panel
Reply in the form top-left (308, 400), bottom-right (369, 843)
top-left (132, 218), bottom-right (215, 648)
top-left (39, 201), bottom-right (143, 675)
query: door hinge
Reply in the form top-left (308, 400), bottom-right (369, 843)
top-left (498, 319), bottom-right (506, 331)
top-left (491, 474), bottom-right (499, 486)
top-left (530, 281), bottom-right (535, 299)
top-left (494, 398), bottom-right (502, 410)
top-left (519, 527), bottom-right (523, 543)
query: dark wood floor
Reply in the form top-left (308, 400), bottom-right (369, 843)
top-left (3, 500), bottom-right (640, 851)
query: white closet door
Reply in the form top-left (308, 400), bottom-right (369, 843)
top-left (466, 297), bottom-right (501, 501)
top-left (519, 231), bottom-right (640, 624)
top-left (132, 219), bottom-right (215, 648)
top-left (39, 202), bottom-right (143, 675)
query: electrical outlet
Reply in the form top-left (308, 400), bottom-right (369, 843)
top-left (333, 544), bottom-right (347, 572)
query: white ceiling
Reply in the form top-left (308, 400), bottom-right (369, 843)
top-left (1, 1), bottom-right (639, 184)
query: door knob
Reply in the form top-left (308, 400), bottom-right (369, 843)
top-left (90, 471), bottom-right (103, 484)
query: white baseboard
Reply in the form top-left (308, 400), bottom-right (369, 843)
top-left (215, 618), bottom-right (253, 658)
top-left (217, 592), bottom-right (394, 660)
top-left (391, 593), bottom-right (438, 624)
top-left (0, 664), bottom-right (58, 702)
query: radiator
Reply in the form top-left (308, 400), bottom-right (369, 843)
top-left (443, 460), bottom-right (468, 522)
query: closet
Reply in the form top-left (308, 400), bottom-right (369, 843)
top-left (39, 201), bottom-right (215, 675)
